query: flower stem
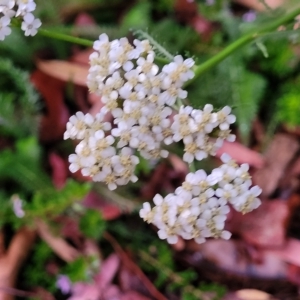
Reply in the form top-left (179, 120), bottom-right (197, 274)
top-left (37, 28), bottom-right (93, 47)
top-left (34, 5), bottom-right (300, 81)
top-left (186, 5), bottom-right (300, 87)
top-left (37, 28), bottom-right (170, 65)
top-left (189, 161), bottom-right (196, 173)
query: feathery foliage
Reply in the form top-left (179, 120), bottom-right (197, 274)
top-left (0, 59), bottom-right (40, 138)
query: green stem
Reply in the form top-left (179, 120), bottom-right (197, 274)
top-left (38, 28), bottom-right (170, 65)
top-left (38, 28), bottom-right (93, 47)
top-left (35, 5), bottom-right (300, 81)
top-left (187, 5), bottom-right (300, 86)
top-left (189, 161), bottom-right (196, 173)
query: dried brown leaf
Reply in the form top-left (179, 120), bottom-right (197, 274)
top-left (252, 134), bottom-right (300, 197)
top-left (83, 192), bottom-right (121, 220)
top-left (36, 60), bottom-right (89, 86)
top-left (228, 201), bottom-right (289, 248)
top-left (37, 220), bottom-right (80, 262)
top-left (95, 254), bottom-right (120, 290)
top-left (216, 141), bottom-right (265, 168)
top-left (31, 70), bottom-right (70, 142)
top-left (236, 289), bottom-right (274, 300)
top-left (49, 152), bottom-right (68, 189)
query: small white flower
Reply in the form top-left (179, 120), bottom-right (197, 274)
top-left (172, 106), bottom-right (197, 142)
top-left (191, 105), bottom-right (218, 133)
top-left (136, 52), bottom-right (159, 76)
top-left (12, 194), bottom-right (25, 218)
top-left (68, 154), bottom-right (81, 173)
top-left (21, 13), bottom-right (41, 36)
top-left (207, 168), bottom-right (224, 185)
top-left (16, 0), bottom-right (36, 16)
top-left (215, 183), bottom-right (238, 202)
top-left (232, 186), bottom-right (262, 214)
top-left (162, 55), bottom-right (195, 84)
top-left (0, 15), bottom-right (11, 40)
top-left (93, 33), bottom-right (110, 53)
top-left (0, 0), bottom-right (15, 17)
top-left (160, 82), bottom-right (188, 106)
top-left (217, 106), bottom-right (236, 130)
top-left (139, 202), bottom-right (152, 221)
top-left (221, 230), bottom-right (232, 240)
top-left (64, 112), bottom-right (91, 140)
top-left (133, 39), bottom-right (152, 55)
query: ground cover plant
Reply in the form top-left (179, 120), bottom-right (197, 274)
top-left (1, 0), bottom-right (300, 299)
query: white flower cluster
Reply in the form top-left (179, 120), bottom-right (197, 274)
top-left (64, 111), bottom-right (139, 190)
top-left (86, 33), bottom-right (195, 161)
top-left (0, 0), bottom-right (41, 41)
top-left (140, 153), bottom-right (262, 244)
top-left (173, 104), bottom-right (236, 163)
top-left (65, 34), bottom-right (238, 189)
top-left (64, 33), bottom-right (262, 245)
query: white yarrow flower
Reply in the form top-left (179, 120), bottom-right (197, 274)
top-left (0, 15), bottom-right (11, 40)
top-left (21, 13), bottom-right (41, 36)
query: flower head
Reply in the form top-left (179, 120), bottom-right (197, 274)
top-left (21, 12), bottom-right (41, 36)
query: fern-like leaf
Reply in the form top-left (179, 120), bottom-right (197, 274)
top-left (0, 59), bottom-right (40, 138)
top-left (132, 29), bottom-right (174, 61)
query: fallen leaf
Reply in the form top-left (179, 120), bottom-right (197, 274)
top-left (185, 239), bottom-right (287, 280)
top-left (95, 254), bottom-right (120, 290)
top-left (36, 60), bottom-right (89, 87)
top-left (216, 141), bottom-right (264, 168)
top-left (31, 70), bottom-right (70, 142)
top-left (252, 133), bottom-right (299, 197)
top-left (120, 291), bottom-right (152, 300)
top-left (236, 289), bottom-right (273, 300)
top-left (118, 266), bottom-right (148, 295)
top-left (286, 264), bottom-right (300, 286)
top-left (228, 201), bottom-right (289, 248)
top-left (70, 48), bottom-right (93, 66)
top-left (174, 0), bottom-right (214, 41)
top-left (272, 238), bottom-right (300, 267)
top-left (83, 192), bottom-right (121, 220)
top-left (37, 220), bottom-right (80, 262)
top-left (101, 284), bottom-right (121, 299)
top-left (140, 162), bottom-right (169, 200)
top-left (0, 228), bottom-right (36, 300)
top-left (74, 12), bottom-right (96, 26)
top-left (49, 152), bottom-right (68, 189)
top-left (68, 282), bottom-right (99, 300)
top-left (190, 15), bottom-right (215, 41)
top-left (104, 233), bottom-right (167, 300)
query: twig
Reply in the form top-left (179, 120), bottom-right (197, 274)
top-left (0, 229), bottom-right (5, 257)
top-left (93, 184), bottom-right (140, 212)
top-left (103, 232), bottom-right (168, 300)
top-left (0, 287), bottom-right (37, 298)
top-left (138, 250), bottom-right (214, 300)
top-left (0, 227), bottom-right (36, 300)
top-left (36, 220), bottom-right (80, 262)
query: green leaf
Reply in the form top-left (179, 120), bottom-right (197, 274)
top-left (29, 180), bottom-right (90, 217)
top-left (62, 257), bottom-right (89, 282)
top-left (0, 137), bottom-right (51, 192)
top-left (277, 77), bottom-right (300, 127)
top-left (121, 2), bottom-right (151, 28)
top-left (0, 58), bottom-right (40, 138)
top-left (225, 58), bottom-right (267, 144)
top-left (79, 209), bottom-right (106, 240)
top-left (189, 55), bottom-right (266, 145)
top-left (256, 41), bottom-right (269, 58)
